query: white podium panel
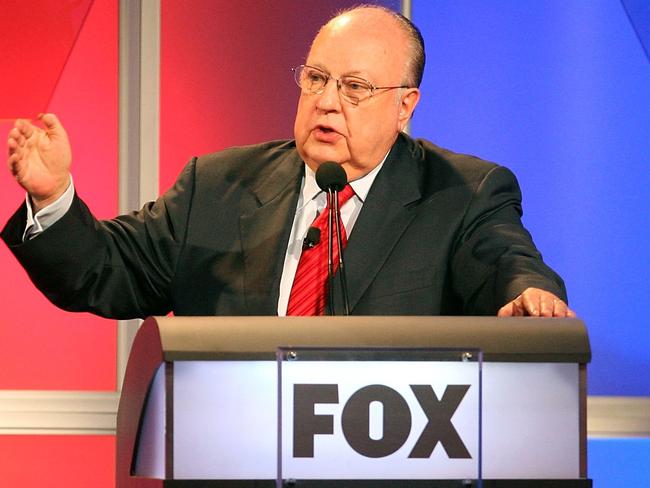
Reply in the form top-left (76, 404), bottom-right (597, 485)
top-left (134, 360), bottom-right (578, 480)
top-left (174, 361), bottom-right (278, 479)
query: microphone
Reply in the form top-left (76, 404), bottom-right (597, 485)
top-left (315, 161), bottom-right (347, 192)
top-left (315, 162), bottom-right (350, 316)
top-left (303, 226), bottom-right (321, 249)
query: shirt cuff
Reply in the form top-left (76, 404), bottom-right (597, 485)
top-left (23, 177), bottom-right (75, 241)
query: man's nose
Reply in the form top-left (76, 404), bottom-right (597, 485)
top-left (315, 79), bottom-right (342, 112)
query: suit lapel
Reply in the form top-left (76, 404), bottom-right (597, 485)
top-left (240, 150), bottom-right (303, 314)
top-left (331, 134), bottom-right (423, 313)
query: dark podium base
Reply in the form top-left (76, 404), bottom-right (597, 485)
top-left (160, 479), bottom-right (593, 488)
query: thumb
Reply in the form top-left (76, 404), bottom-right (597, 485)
top-left (38, 113), bottom-right (63, 134)
top-left (37, 113), bottom-right (70, 149)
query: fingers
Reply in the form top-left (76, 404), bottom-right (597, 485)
top-left (10, 115), bottom-right (57, 142)
top-left (540, 293), bottom-right (557, 317)
top-left (8, 119), bottom-right (39, 156)
top-left (551, 297), bottom-right (576, 317)
top-left (497, 302), bottom-right (514, 317)
top-left (14, 118), bottom-right (35, 139)
top-left (7, 115), bottom-right (54, 155)
top-left (7, 129), bottom-right (25, 176)
top-left (9, 125), bottom-right (25, 148)
top-left (498, 287), bottom-right (577, 318)
top-left (8, 129), bottom-right (20, 152)
top-left (497, 297), bottom-right (524, 317)
top-left (7, 117), bottom-right (43, 180)
top-left (7, 121), bottom-right (34, 164)
top-left (551, 298), bottom-right (563, 316)
top-left (8, 127), bottom-right (24, 168)
top-left (520, 291), bottom-right (541, 316)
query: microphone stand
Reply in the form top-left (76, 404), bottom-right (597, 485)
top-left (326, 189), bottom-right (335, 315)
top-left (331, 188), bottom-right (350, 315)
top-left (315, 162), bottom-right (351, 316)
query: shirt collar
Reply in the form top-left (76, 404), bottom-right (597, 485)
top-left (302, 149), bottom-right (390, 204)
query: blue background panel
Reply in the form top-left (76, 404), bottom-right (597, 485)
top-left (622, 0), bottom-right (650, 61)
top-left (411, 0), bottom-right (650, 395)
top-left (588, 437), bottom-right (650, 485)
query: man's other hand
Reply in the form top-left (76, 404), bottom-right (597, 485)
top-left (497, 287), bottom-right (576, 317)
top-left (7, 113), bottom-right (72, 212)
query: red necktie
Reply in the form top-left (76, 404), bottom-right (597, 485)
top-left (287, 184), bottom-right (356, 316)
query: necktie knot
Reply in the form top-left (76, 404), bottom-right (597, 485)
top-left (331, 184), bottom-right (355, 209)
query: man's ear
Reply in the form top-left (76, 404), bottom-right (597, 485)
top-left (398, 88), bottom-right (421, 131)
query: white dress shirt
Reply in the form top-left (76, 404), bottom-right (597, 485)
top-left (277, 159), bottom-right (386, 315)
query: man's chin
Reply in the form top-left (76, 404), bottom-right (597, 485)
top-left (303, 151), bottom-right (348, 167)
top-left (304, 159), bottom-right (341, 174)
top-left (301, 138), bottom-right (348, 160)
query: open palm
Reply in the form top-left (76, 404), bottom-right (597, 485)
top-left (7, 113), bottom-right (72, 210)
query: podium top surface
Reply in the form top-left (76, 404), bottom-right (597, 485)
top-left (139, 316), bottom-right (591, 363)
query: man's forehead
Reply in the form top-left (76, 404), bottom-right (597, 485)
top-left (321, 9), bottom-right (401, 38)
top-left (309, 11), bottom-right (404, 56)
top-left (327, 12), bottom-right (354, 32)
top-left (304, 8), bottom-right (409, 82)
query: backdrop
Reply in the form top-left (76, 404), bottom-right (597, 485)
top-left (0, 1), bottom-right (647, 486)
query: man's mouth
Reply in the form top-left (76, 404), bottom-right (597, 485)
top-left (312, 125), bottom-right (341, 143)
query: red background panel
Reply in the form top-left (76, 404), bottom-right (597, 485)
top-left (1, 3), bottom-right (396, 488)
top-left (159, 0), bottom-right (398, 192)
top-left (0, 435), bottom-right (115, 487)
top-left (0, 0), bottom-right (94, 119)
top-left (0, 0), bottom-right (118, 390)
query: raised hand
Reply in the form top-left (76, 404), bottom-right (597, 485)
top-left (7, 113), bottom-right (72, 212)
top-left (497, 287), bottom-right (577, 318)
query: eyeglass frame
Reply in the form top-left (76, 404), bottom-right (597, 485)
top-left (292, 64), bottom-right (412, 105)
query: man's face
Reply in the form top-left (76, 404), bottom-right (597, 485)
top-left (294, 11), bottom-right (420, 181)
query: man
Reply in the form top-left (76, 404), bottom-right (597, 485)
top-left (2, 6), bottom-right (574, 319)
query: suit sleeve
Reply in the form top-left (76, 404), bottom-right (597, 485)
top-left (0, 158), bottom-right (198, 319)
top-left (450, 165), bottom-right (567, 314)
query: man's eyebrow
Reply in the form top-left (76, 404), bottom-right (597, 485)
top-left (343, 72), bottom-right (371, 80)
top-left (309, 63), bottom-right (369, 79)
top-left (309, 62), bottom-right (329, 73)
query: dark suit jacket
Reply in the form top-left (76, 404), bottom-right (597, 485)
top-left (1, 133), bottom-right (566, 319)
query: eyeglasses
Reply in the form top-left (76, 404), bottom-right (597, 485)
top-left (292, 64), bottom-right (410, 105)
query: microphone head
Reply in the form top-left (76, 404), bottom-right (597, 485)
top-left (315, 162), bottom-right (348, 192)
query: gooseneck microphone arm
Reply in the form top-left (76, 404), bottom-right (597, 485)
top-left (315, 162), bottom-right (351, 316)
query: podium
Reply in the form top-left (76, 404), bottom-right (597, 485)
top-left (117, 316), bottom-right (592, 487)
